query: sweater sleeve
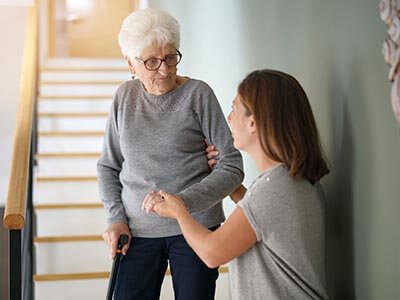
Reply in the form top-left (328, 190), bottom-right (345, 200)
top-left (178, 85), bottom-right (244, 213)
top-left (97, 96), bottom-right (128, 225)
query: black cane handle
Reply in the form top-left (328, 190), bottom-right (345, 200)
top-left (116, 234), bottom-right (129, 253)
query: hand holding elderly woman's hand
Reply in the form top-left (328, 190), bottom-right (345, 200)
top-left (142, 191), bottom-right (166, 213)
top-left (150, 190), bottom-right (188, 219)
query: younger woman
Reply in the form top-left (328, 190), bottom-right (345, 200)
top-left (149, 69), bottom-right (330, 300)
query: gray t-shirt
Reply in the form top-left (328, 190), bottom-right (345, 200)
top-left (97, 78), bottom-right (244, 237)
top-left (229, 165), bottom-right (329, 300)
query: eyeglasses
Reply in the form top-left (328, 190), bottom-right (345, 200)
top-left (135, 50), bottom-right (182, 71)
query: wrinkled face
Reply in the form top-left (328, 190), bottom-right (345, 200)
top-left (128, 43), bottom-right (178, 95)
top-left (227, 94), bottom-right (254, 151)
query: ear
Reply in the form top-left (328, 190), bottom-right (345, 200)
top-left (125, 55), bottom-right (136, 75)
top-left (246, 115), bottom-right (257, 134)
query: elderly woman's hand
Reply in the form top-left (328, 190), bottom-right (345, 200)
top-left (152, 190), bottom-right (188, 219)
top-left (142, 191), bottom-right (166, 213)
top-left (102, 222), bottom-right (131, 259)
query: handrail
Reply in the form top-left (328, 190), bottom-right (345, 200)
top-left (3, 3), bottom-right (38, 230)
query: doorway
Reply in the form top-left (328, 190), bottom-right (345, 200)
top-left (48, 0), bottom-right (140, 57)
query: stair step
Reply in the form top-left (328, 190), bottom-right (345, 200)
top-left (41, 80), bottom-right (123, 85)
top-left (35, 239), bottom-right (108, 274)
top-left (34, 232), bottom-right (230, 277)
top-left (34, 235), bottom-right (103, 243)
top-left (34, 277), bottom-right (109, 300)
top-left (34, 272), bottom-right (109, 281)
top-left (36, 156), bottom-right (98, 177)
top-left (40, 70), bottom-right (129, 83)
top-left (34, 181), bottom-right (99, 204)
top-left (36, 176), bottom-right (97, 182)
top-left (39, 135), bottom-right (103, 153)
top-left (38, 112), bottom-right (108, 118)
top-left (34, 268), bottom-right (230, 300)
top-left (36, 152), bottom-right (101, 158)
top-left (35, 203), bottom-right (103, 209)
top-left (39, 131), bottom-right (104, 137)
top-left (42, 67), bottom-right (126, 72)
top-left (39, 95), bottom-right (113, 100)
top-left (35, 206), bottom-right (104, 235)
top-left (38, 116), bottom-right (107, 132)
top-left (42, 57), bottom-right (127, 69)
top-left (34, 267), bottom-right (230, 282)
top-left (40, 85), bottom-right (117, 98)
top-left (38, 99), bottom-right (112, 113)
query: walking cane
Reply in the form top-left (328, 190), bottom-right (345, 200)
top-left (106, 234), bottom-right (129, 300)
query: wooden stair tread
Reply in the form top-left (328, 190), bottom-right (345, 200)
top-left (36, 176), bottom-right (97, 182)
top-left (34, 272), bottom-right (109, 281)
top-left (41, 67), bottom-right (126, 72)
top-left (38, 112), bottom-right (108, 118)
top-left (39, 95), bottom-right (113, 100)
top-left (34, 235), bottom-right (103, 243)
top-left (36, 152), bottom-right (101, 158)
top-left (41, 81), bottom-right (122, 85)
top-left (34, 267), bottom-right (229, 282)
top-left (34, 203), bottom-right (102, 210)
top-left (38, 131), bottom-right (104, 137)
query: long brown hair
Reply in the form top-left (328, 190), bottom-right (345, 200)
top-left (238, 69), bottom-right (329, 183)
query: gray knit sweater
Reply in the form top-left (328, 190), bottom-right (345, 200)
top-left (97, 78), bottom-right (244, 237)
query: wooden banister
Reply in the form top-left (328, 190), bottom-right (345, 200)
top-left (3, 3), bottom-right (38, 230)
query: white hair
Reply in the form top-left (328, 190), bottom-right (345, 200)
top-left (118, 8), bottom-right (181, 60)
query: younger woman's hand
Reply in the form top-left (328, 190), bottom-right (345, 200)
top-left (142, 191), bottom-right (165, 213)
top-left (153, 190), bottom-right (188, 219)
top-left (205, 139), bottom-right (219, 169)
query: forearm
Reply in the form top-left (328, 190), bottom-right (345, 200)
top-left (176, 211), bottom-right (221, 268)
top-left (97, 164), bottom-right (127, 224)
top-left (179, 162), bottom-right (244, 213)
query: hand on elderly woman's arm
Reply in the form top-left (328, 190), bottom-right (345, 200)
top-left (205, 143), bottom-right (247, 203)
top-left (150, 190), bottom-right (188, 219)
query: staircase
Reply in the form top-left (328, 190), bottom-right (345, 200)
top-left (33, 58), bottom-right (231, 299)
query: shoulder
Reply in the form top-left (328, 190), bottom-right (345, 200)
top-left (238, 166), bottom-right (323, 240)
top-left (244, 165), bottom-right (319, 207)
top-left (113, 80), bottom-right (140, 105)
top-left (187, 78), bottom-right (212, 89)
top-left (182, 78), bottom-right (215, 96)
top-left (183, 79), bottom-right (220, 112)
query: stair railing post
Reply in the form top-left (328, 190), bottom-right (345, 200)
top-left (9, 229), bottom-right (22, 300)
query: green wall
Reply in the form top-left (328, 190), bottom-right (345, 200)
top-left (149, 0), bottom-right (400, 299)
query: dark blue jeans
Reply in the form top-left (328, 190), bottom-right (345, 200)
top-left (114, 227), bottom-right (220, 300)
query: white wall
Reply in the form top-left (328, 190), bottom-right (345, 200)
top-left (0, 6), bottom-right (28, 206)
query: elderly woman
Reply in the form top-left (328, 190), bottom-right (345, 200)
top-left (97, 8), bottom-right (243, 300)
top-left (152, 70), bottom-right (330, 300)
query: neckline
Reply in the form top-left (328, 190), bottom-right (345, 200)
top-left (139, 77), bottom-right (192, 99)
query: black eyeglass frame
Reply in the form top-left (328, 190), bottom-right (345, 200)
top-left (135, 50), bottom-right (182, 71)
